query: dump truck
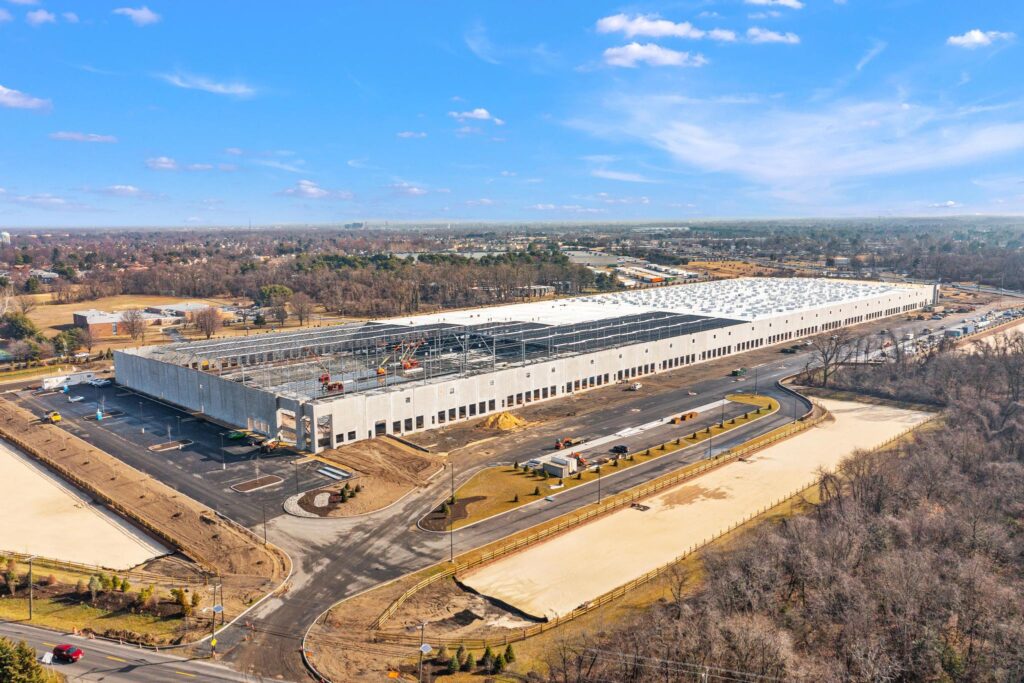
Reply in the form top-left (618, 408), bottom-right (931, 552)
top-left (555, 436), bottom-right (586, 450)
top-left (43, 411), bottom-right (62, 424)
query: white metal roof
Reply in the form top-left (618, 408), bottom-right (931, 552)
top-left (386, 278), bottom-right (928, 327)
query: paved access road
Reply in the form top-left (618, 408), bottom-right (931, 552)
top-left (0, 621), bottom-right (269, 682)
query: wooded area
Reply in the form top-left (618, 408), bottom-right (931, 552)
top-left (548, 338), bottom-right (1024, 682)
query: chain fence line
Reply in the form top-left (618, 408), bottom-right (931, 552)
top-left (0, 549), bottom-right (206, 587)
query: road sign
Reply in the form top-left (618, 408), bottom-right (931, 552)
top-left (96, 409), bottom-right (103, 421)
top-left (212, 604), bottom-right (224, 614)
top-left (210, 638), bottom-right (217, 649)
top-left (419, 643), bottom-right (432, 655)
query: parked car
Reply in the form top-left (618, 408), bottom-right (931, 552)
top-left (89, 378), bottom-right (113, 387)
top-left (611, 444), bottom-right (628, 454)
top-left (52, 644), bottom-right (83, 663)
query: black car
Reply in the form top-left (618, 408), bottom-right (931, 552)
top-left (611, 444), bottom-right (628, 454)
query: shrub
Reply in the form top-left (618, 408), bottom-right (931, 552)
top-left (533, 486), bottom-right (540, 496)
top-left (75, 579), bottom-right (86, 595)
top-left (354, 483), bottom-right (362, 493)
top-left (494, 653), bottom-right (506, 672)
top-left (513, 493), bottom-right (519, 503)
top-left (436, 644), bottom-right (450, 664)
top-left (462, 652), bottom-right (476, 672)
top-left (456, 644), bottom-right (467, 666)
top-left (446, 655), bottom-right (459, 675)
top-left (121, 579), bottom-right (131, 593)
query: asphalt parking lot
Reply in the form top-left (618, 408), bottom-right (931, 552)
top-left (12, 383), bottom-right (332, 528)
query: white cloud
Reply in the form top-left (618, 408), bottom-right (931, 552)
top-left (218, 163), bottom-right (238, 172)
top-left (464, 22), bottom-right (500, 64)
top-left (145, 156), bottom-right (178, 170)
top-left (25, 9), bottom-right (54, 26)
top-left (448, 107), bottom-right (505, 125)
top-left (62, 12), bottom-right (78, 23)
top-left (581, 95), bottom-right (1024, 200)
top-left (49, 131), bottom-right (117, 143)
top-left (856, 41), bottom-right (887, 71)
top-left (113, 6), bottom-right (160, 26)
top-left (390, 181), bottom-right (428, 196)
top-left (528, 203), bottom-right (605, 214)
top-left (465, 198), bottom-right (494, 206)
top-left (281, 179), bottom-right (352, 200)
top-left (596, 14), bottom-right (736, 42)
top-left (396, 131), bottom-right (428, 138)
top-left (748, 11), bottom-right (781, 19)
top-left (745, 0), bottom-right (804, 9)
top-left (591, 168), bottom-right (654, 183)
top-left (500, 170), bottom-right (516, 176)
top-left (7, 0), bottom-right (39, 5)
top-left (455, 125), bottom-right (482, 135)
top-left (947, 29), bottom-right (1015, 49)
top-left (603, 43), bottom-right (708, 68)
top-left (186, 163), bottom-right (213, 171)
top-left (159, 73), bottom-right (255, 98)
top-left (0, 9), bottom-right (12, 22)
top-left (0, 84), bottom-right (50, 110)
top-left (929, 200), bottom-right (962, 208)
top-left (589, 192), bottom-right (651, 204)
top-left (253, 159), bottom-right (305, 173)
top-left (101, 184), bottom-right (143, 197)
top-left (747, 27), bottom-right (800, 44)
top-left (224, 147), bottom-right (244, 155)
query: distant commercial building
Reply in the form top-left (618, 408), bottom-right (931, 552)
top-left (0, 232), bottom-right (11, 246)
top-left (73, 309), bottom-right (178, 337)
top-left (116, 277), bottom-right (937, 453)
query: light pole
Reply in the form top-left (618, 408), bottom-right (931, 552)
top-left (597, 465), bottom-right (602, 504)
top-left (418, 622), bottom-right (427, 683)
top-left (449, 459), bottom-right (455, 562)
top-left (176, 415), bottom-right (181, 439)
top-left (220, 433), bottom-right (226, 471)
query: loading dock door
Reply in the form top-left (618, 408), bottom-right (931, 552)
top-left (375, 420), bottom-right (387, 436)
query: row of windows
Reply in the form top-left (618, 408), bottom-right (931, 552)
top-left (660, 353), bottom-right (697, 371)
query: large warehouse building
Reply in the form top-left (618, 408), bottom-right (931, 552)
top-left (114, 278), bottom-right (937, 453)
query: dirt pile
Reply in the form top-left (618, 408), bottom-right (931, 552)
top-left (480, 411), bottom-right (527, 431)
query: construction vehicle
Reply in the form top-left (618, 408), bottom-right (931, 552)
top-left (43, 411), bottom-right (62, 424)
top-left (571, 452), bottom-right (589, 467)
top-left (628, 382), bottom-right (643, 391)
top-left (730, 367), bottom-right (747, 377)
top-left (555, 436), bottom-right (586, 450)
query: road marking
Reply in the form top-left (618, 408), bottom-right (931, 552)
top-left (106, 655), bottom-right (128, 662)
top-left (42, 641), bottom-right (57, 647)
top-left (175, 671), bottom-right (197, 678)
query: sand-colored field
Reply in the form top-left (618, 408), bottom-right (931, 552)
top-left (460, 399), bottom-right (931, 620)
top-left (0, 440), bottom-right (169, 569)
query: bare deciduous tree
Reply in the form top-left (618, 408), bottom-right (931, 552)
top-left (290, 292), bottom-right (315, 326)
top-left (192, 306), bottom-right (223, 340)
top-left (809, 328), bottom-right (855, 388)
top-left (15, 295), bottom-right (37, 316)
top-left (120, 308), bottom-right (147, 342)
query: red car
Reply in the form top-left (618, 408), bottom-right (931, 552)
top-left (52, 644), bottom-right (84, 663)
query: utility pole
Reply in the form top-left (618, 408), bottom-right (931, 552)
top-left (261, 500), bottom-right (268, 545)
top-left (597, 466), bottom-right (602, 504)
top-left (220, 433), bottom-right (226, 471)
top-left (27, 556), bottom-right (35, 620)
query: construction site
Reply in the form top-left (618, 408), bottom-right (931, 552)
top-left (114, 277), bottom-right (937, 452)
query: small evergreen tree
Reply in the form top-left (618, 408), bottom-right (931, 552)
top-left (504, 643), bottom-right (516, 662)
top-left (533, 486), bottom-right (540, 496)
top-left (456, 644), bottom-right (467, 666)
top-left (513, 493), bottom-right (519, 503)
top-left (462, 652), bottom-right (476, 672)
top-left (494, 653), bottom-right (506, 672)
top-left (121, 578), bottom-right (131, 593)
top-left (87, 575), bottom-right (101, 603)
top-left (482, 646), bottom-right (494, 672)
top-left (446, 656), bottom-right (459, 675)
top-left (436, 644), bottom-right (449, 664)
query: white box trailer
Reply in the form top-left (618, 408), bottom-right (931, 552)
top-left (41, 371), bottom-right (97, 391)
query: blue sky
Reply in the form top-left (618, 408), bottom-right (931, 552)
top-left (0, 1), bottom-right (1022, 227)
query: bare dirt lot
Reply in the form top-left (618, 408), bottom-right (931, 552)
top-left (0, 398), bottom-right (289, 616)
top-left (0, 439), bottom-right (170, 569)
top-left (459, 398), bottom-right (932, 620)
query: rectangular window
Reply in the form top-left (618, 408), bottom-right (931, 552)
top-left (392, 421), bottom-right (401, 433)
top-left (348, 430), bottom-right (356, 441)
top-left (488, 399), bottom-right (496, 411)
top-left (438, 410), bottom-right (446, 424)
top-left (416, 416), bottom-right (424, 429)
top-left (404, 418), bottom-right (413, 431)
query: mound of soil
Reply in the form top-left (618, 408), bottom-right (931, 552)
top-left (420, 495), bottom-right (484, 531)
top-left (479, 412), bottom-right (527, 431)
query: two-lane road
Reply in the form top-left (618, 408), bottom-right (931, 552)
top-left (0, 621), bottom-right (268, 682)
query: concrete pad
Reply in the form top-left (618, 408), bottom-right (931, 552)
top-left (0, 439), bottom-right (170, 570)
top-left (460, 399), bottom-right (931, 620)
